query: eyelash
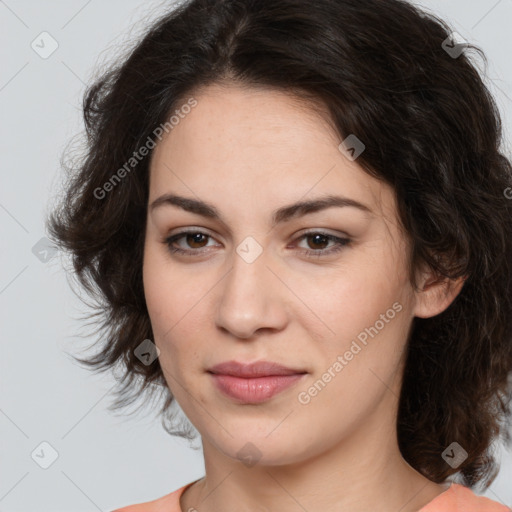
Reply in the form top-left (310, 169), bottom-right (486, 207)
top-left (163, 230), bottom-right (351, 258)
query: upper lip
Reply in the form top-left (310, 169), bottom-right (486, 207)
top-left (208, 360), bottom-right (307, 378)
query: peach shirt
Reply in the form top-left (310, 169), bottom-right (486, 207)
top-left (111, 480), bottom-right (511, 511)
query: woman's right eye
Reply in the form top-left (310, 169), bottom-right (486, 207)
top-left (163, 230), bottom-right (218, 256)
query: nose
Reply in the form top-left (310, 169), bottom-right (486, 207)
top-left (214, 246), bottom-right (288, 340)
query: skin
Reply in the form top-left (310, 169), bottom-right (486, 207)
top-left (142, 83), bottom-right (464, 512)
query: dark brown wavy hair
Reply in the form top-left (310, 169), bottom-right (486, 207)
top-left (46, 0), bottom-right (512, 491)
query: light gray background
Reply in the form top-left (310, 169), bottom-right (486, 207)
top-left (1, 1), bottom-right (511, 511)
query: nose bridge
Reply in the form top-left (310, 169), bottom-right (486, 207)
top-left (215, 240), bottom-right (286, 338)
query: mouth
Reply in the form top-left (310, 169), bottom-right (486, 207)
top-left (207, 360), bottom-right (308, 404)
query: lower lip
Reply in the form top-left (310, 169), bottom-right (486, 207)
top-left (209, 373), bottom-right (306, 403)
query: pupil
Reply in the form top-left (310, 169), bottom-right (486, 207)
top-left (188, 233), bottom-right (206, 248)
top-left (309, 234), bottom-right (328, 249)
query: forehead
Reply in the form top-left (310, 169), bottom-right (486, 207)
top-left (148, 83), bottom-right (393, 222)
top-left (155, 83), bottom-right (338, 158)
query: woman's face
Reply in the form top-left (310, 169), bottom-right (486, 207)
top-left (143, 83), bottom-right (421, 466)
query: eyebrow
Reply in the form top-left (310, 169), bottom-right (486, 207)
top-left (149, 193), bottom-right (374, 227)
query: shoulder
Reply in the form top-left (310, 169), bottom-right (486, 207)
top-left (420, 483), bottom-right (511, 512)
top-left (110, 479), bottom-right (199, 512)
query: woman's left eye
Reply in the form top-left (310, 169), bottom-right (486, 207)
top-left (294, 232), bottom-right (351, 257)
top-left (163, 230), bottom-right (351, 257)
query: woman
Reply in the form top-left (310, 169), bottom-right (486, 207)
top-left (46, 0), bottom-right (512, 510)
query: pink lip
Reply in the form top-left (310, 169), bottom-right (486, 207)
top-left (208, 360), bottom-right (307, 404)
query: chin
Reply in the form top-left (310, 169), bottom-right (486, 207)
top-left (205, 429), bottom-right (313, 468)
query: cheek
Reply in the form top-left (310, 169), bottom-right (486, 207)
top-left (295, 256), bottom-right (412, 387)
top-left (298, 264), bottom-right (405, 340)
top-left (142, 244), bottom-right (185, 357)
top-left (143, 255), bottom-right (170, 329)
top-left (142, 243), bottom-right (209, 371)
top-left (143, 241), bottom-right (191, 330)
